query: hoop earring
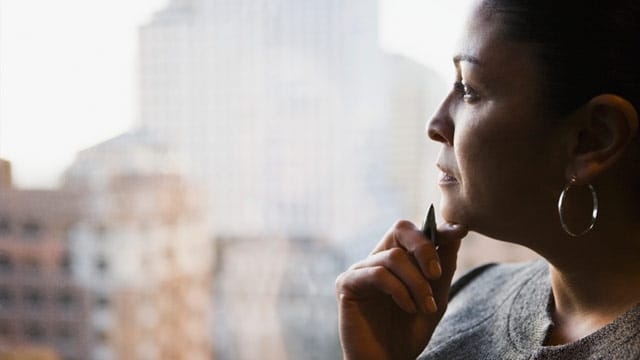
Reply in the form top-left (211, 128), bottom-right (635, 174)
top-left (557, 176), bottom-right (599, 237)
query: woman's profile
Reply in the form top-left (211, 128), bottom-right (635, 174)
top-left (335, 0), bottom-right (640, 358)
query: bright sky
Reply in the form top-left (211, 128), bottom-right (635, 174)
top-left (0, 0), bottom-right (469, 189)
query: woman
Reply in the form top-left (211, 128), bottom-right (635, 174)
top-left (335, 0), bottom-right (640, 359)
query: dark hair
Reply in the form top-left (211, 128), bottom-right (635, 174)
top-left (483, 0), bottom-right (640, 115)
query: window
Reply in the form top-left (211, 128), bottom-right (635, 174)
top-left (22, 220), bottom-right (42, 238)
top-left (0, 217), bottom-right (10, 236)
top-left (57, 291), bottom-right (76, 311)
top-left (0, 253), bottom-right (13, 273)
top-left (24, 289), bottom-right (45, 308)
top-left (60, 252), bottom-right (72, 273)
top-left (95, 256), bottom-right (109, 274)
top-left (24, 322), bottom-right (46, 343)
top-left (55, 324), bottom-right (74, 345)
top-left (95, 329), bottom-right (109, 344)
top-left (96, 295), bottom-right (110, 308)
top-left (0, 287), bottom-right (13, 306)
top-left (0, 3), bottom-right (536, 360)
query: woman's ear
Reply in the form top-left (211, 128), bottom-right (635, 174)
top-left (566, 94), bottom-right (638, 182)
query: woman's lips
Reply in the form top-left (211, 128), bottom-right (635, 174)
top-left (438, 171), bottom-right (459, 185)
top-left (436, 163), bottom-right (459, 185)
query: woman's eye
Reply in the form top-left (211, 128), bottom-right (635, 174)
top-left (454, 81), bottom-right (479, 103)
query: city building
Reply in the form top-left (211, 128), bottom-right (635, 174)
top-left (136, 0), bottom-right (423, 247)
top-left (0, 159), bottom-right (91, 360)
top-left (276, 237), bottom-right (346, 360)
top-left (213, 235), bottom-right (345, 360)
top-left (63, 132), bottom-right (214, 360)
top-left (212, 235), bottom-right (289, 360)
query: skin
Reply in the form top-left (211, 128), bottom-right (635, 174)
top-left (336, 0), bottom-right (640, 358)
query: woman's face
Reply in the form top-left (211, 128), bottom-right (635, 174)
top-left (427, 2), bottom-right (567, 241)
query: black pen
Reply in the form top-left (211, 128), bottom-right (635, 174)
top-left (421, 204), bottom-right (438, 247)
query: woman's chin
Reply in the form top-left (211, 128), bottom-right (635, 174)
top-left (439, 200), bottom-right (465, 225)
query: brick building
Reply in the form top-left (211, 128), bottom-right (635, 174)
top-left (0, 159), bottom-right (91, 360)
top-left (63, 133), bottom-right (214, 360)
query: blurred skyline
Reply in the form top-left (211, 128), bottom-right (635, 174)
top-left (0, 0), bottom-right (469, 188)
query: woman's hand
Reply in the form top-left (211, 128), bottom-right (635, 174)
top-left (335, 220), bottom-right (468, 360)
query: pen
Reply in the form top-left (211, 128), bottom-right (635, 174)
top-left (421, 204), bottom-right (437, 247)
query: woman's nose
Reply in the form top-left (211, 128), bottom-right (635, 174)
top-left (426, 98), bottom-right (454, 146)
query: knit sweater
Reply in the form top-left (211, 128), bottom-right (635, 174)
top-left (418, 261), bottom-right (640, 359)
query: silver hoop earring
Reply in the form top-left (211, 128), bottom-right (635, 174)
top-left (557, 176), bottom-right (598, 237)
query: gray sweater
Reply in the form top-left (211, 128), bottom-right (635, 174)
top-left (419, 261), bottom-right (640, 359)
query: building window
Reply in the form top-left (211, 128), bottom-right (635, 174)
top-left (0, 217), bottom-right (10, 236)
top-left (55, 324), bottom-right (74, 345)
top-left (96, 295), bottom-right (110, 308)
top-left (24, 322), bottom-right (46, 343)
top-left (0, 287), bottom-right (14, 307)
top-left (60, 252), bottom-right (72, 273)
top-left (0, 253), bottom-right (13, 273)
top-left (95, 256), bottom-right (109, 274)
top-left (22, 220), bottom-right (41, 239)
top-left (95, 329), bottom-right (109, 344)
top-left (24, 289), bottom-right (45, 308)
top-left (57, 291), bottom-right (75, 311)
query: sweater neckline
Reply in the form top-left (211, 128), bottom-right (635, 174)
top-left (507, 261), bottom-right (640, 354)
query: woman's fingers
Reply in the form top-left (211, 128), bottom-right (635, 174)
top-left (336, 266), bottom-right (419, 314)
top-left (349, 248), bottom-right (436, 313)
top-left (370, 220), bottom-right (468, 281)
top-left (371, 220), bottom-right (418, 253)
top-left (337, 219), bottom-right (469, 315)
top-left (371, 220), bottom-right (441, 280)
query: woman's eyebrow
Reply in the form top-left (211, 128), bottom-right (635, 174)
top-left (453, 54), bottom-right (481, 66)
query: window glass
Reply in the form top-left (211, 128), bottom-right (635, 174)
top-left (0, 1), bottom-right (539, 359)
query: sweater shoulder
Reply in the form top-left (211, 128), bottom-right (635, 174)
top-left (447, 260), bottom-right (547, 316)
top-left (450, 260), bottom-right (546, 302)
top-left (422, 260), bottom-right (548, 356)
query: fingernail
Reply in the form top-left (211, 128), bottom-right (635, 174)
top-left (428, 260), bottom-right (442, 278)
top-left (426, 296), bottom-right (438, 313)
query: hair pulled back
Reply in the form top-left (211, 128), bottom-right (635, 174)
top-left (483, 0), bottom-right (640, 115)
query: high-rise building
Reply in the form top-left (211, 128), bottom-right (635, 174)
top-left (137, 0), bottom-right (443, 250)
top-left (0, 160), bottom-right (91, 360)
top-left (63, 132), bottom-right (214, 360)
